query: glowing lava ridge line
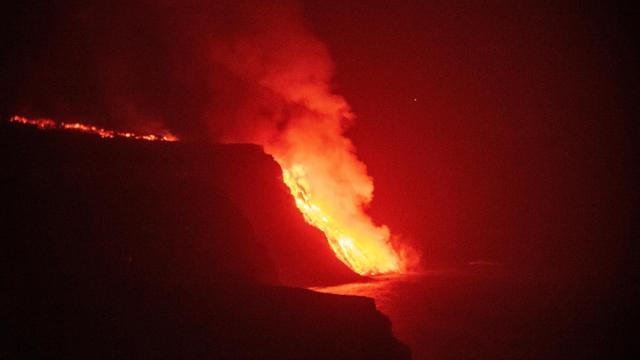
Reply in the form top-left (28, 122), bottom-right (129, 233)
top-left (9, 115), bottom-right (178, 142)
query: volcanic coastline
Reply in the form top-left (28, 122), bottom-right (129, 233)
top-left (2, 121), bottom-right (410, 359)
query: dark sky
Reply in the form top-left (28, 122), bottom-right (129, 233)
top-left (2, 1), bottom-right (636, 278)
top-left (302, 1), bottom-right (637, 269)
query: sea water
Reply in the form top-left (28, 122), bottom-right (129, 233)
top-left (312, 266), bottom-right (619, 359)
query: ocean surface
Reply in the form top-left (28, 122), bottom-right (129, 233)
top-left (312, 266), bottom-right (624, 359)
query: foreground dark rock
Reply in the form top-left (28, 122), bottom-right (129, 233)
top-left (1, 122), bottom-right (410, 359)
top-left (6, 277), bottom-right (409, 359)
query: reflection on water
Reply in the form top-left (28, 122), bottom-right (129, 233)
top-left (311, 267), bottom-right (616, 360)
top-left (311, 272), bottom-right (435, 334)
top-left (311, 271), bottom-right (449, 360)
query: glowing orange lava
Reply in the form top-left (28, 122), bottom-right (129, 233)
top-left (278, 162), bottom-right (401, 276)
top-left (8, 115), bottom-right (402, 276)
top-left (8, 115), bottom-right (178, 142)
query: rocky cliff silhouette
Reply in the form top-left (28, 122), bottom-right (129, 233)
top-left (1, 122), bottom-right (410, 359)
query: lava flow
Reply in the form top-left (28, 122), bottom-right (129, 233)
top-left (210, 11), bottom-right (405, 276)
top-left (9, 113), bottom-right (403, 276)
top-left (8, 115), bottom-right (178, 142)
top-left (280, 163), bottom-right (401, 275)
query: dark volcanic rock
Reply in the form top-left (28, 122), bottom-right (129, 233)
top-left (1, 122), bottom-right (409, 359)
top-left (1, 121), bottom-right (361, 286)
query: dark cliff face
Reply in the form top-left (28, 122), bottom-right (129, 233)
top-left (2, 123), bottom-right (277, 286)
top-left (179, 141), bottom-right (365, 287)
top-left (1, 121), bottom-right (361, 286)
top-left (2, 122), bottom-right (408, 359)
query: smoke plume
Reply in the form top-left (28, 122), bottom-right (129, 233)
top-left (4, 0), bottom-right (405, 274)
top-left (207, 2), bottom-right (402, 274)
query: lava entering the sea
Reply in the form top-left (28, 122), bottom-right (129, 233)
top-left (211, 16), bottom-right (406, 276)
top-left (8, 113), bottom-right (403, 276)
top-left (280, 163), bottom-right (401, 275)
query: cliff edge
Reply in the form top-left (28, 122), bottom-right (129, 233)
top-left (1, 122), bottom-right (410, 359)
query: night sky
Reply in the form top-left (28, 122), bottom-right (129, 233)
top-left (2, 0), bottom-right (636, 280)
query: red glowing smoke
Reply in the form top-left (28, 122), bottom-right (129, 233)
top-left (210, 3), bottom-right (404, 274)
top-left (4, 0), bottom-right (409, 275)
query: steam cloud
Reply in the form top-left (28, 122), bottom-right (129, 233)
top-left (6, 0), bottom-right (405, 273)
top-left (210, 2), bottom-right (402, 273)
top-left (211, 5), bottom-right (375, 221)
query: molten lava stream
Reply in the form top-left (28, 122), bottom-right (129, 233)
top-left (281, 164), bottom-right (401, 276)
top-left (8, 115), bottom-right (177, 142)
top-left (8, 114), bottom-right (403, 276)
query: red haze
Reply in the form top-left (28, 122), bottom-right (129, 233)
top-left (1, 0), bottom-right (635, 280)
